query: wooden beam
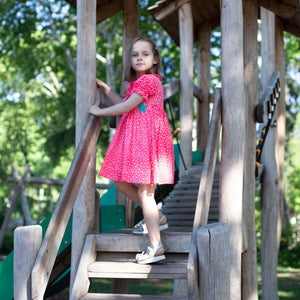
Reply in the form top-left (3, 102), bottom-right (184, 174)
top-left (149, 0), bottom-right (191, 21)
top-left (219, 0), bottom-right (245, 298)
top-left (242, 0), bottom-right (259, 299)
top-left (275, 16), bottom-right (286, 250)
top-left (196, 22), bottom-right (211, 154)
top-left (260, 7), bottom-right (280, 300)
top-left (72, 0), bottom-right (97, 294)
top-left (259, 0), bottom-right (297, 19)
top-left (179, 0), bottom-right (194, 174)
top-left (96, 0), bottom-right (122, 24)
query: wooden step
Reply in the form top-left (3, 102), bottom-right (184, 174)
top-left (94, 231), bottom-right (191, 253)
top-left (88, 261), bottom-right (187, 279)
top-left (81, 293), bottom-right (188, 299)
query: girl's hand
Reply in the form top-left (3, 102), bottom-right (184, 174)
top-left (96, 78), bottom-right (108, 91)
top-left (88, 105), bottom-right (102, 116)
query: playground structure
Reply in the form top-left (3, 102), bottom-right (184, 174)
top-left (8, 0), bottom-right (300, 299)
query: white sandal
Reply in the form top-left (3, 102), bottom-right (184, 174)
top-left (136, 244), bottom-right (165, 264)
top-left (133, 215), bottom-right (168, 235)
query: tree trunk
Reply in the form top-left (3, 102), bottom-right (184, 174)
top-left (0, 165), bottom-right (30, 249)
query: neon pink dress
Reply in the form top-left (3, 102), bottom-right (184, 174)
top-left (99, 73), bottom-right (174, 184)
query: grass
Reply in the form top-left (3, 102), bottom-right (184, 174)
top-left (259, 266), bottom-right (300, 300)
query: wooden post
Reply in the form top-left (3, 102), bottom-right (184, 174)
top-left (196, 22), bottom-right (211, 154)
top-left (14, 225), bottom-right (42, 300)
top-left (70, 0), bottom-right (97, 292)
top-left (110, 0), bottom-right (139, 294)
top-left (197, 223), bottom-right (230, 300)
top-left (242, 0), bottom-right (259, 299)
top-left (219, 0), bottom-right (245, 298)
top-left (179, 0), bottom-right (193, 174)
top-left (275, 16), bottom-right (285, 250)
top-left (260, 7), bottom-right (279, 300)
top-left (118, 0), bottom-right (139, 230)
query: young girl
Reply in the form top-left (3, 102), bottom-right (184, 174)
top-left (89, 37), bottom-right (174, 264)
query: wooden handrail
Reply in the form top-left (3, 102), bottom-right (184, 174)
top-left (187, 88), bottom-right (222, 299)
top-left (31, 97), bottom-right (103, 299)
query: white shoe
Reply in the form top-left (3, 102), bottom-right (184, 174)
top-left (136, 244), bottom-right (165, 264)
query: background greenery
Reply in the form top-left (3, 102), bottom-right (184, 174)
top-left (0, 1), bottom-right (299, 295)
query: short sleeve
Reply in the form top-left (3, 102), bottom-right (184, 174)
top-left (131, 74), bottom-right (161, 100)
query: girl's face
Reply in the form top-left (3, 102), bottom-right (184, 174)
top-left (131, 40), bottom-right (158, 78)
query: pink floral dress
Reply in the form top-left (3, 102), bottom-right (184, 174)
top-left (99, 73), bottom-right (174, 184)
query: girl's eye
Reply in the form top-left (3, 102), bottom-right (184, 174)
top-left (132, 53), bottom-right (138, 57)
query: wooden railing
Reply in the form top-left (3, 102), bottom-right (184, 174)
top-left (187, 88), bottom-right (222, 299)
top-left (31, 94), bottom-right (104, 299)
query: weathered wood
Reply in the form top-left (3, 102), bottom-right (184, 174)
top-left (187, 88), bottom-right (222, 300)
top-left (196, 22), bottom-right (211, 154)
top-left (220, 0), bottom-right (245, 298)
top-left (242, 1), bottom-right (259, 299)
top-left (197, 223), bottom-right (230, 300)
top-left (179, 0), bottom-right (193, 175)
top-left (6, 176), bottom-right (112, 190)
top-left (14, 225), bottom-right (42, 300)
top-left (31, 103), bottom-right (102, 298)
top-left (259, 0), bottom-right (297, 19)
top-left (96, 0), bottom-right (122, 24)
top-left (164, 79), bottom-right (180, 100)
top-left (88, 261), bottom-right (187, 279)
top-left (0, 165), bottom-right (30, 249)
top-left (70, 235), bottom-right (97, 300)
top-left (150, 0), bottom-right (191, 21)
top-left (275, 16), bottom-right (286, 250)
top-left (81, 293), bottom-right (188, 300)
top-left (94, 232), bottom-right (191, 253)
top-left (260, 7), bottom-right (279, 300)
top-left (70, 0), bottom-right (97, 294)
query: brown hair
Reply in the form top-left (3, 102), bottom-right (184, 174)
top-left (124, 37), bottom-right (161, 82)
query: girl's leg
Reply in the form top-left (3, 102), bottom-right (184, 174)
top-left (137, 183), bottom-right (163, 253)
top-left (114, 181), bottom-right (166, 220)
top-left (114, 181), bottom-right (142, 206)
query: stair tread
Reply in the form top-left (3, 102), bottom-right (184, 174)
top-left (81, 293), bottom-right (188, 300)
top-left (88, 261), bottom-right (187, 279)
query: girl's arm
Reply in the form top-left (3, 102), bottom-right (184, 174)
top-left (89, 92), bottom-right (143, 117)
top-left (96, 78), bottom-right (123, 105)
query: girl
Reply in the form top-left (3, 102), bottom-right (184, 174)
top-left (89, 37), bottom-right (174, 264)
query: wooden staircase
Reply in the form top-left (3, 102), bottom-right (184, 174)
top-left (71, 162), bottom-right (220, 299)
top-left (161, 162), bottom-right (220, 231)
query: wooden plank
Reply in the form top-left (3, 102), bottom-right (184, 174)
top-left (94, 232), bottom-right (191, 253)
top-left (81, 293), bottom-right (188, 300)
top-left (70, 235), bottom-right (97, 300)
top-left (88, 261), bottom-right (187, 275)
top-left (242, 1), bottom-right (259, 299)
top-left (197, 223), bottom-right (230, 299)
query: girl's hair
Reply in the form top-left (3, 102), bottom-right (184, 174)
top-left (124, 37), bottom-right (161, 82)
